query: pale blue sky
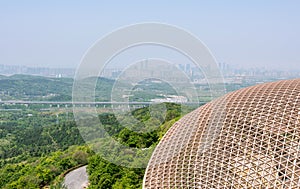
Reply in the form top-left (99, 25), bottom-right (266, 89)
top-left (0, 1), bottom-right (299, 70)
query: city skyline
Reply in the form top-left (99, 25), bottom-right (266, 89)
top-left (0, 62), bottom-right (299, 82)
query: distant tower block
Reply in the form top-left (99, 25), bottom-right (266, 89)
top-left (144, 79), bottom-right (300, 188)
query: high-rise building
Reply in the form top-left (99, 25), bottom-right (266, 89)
top-left (144, 79), bottom-right (300, 188)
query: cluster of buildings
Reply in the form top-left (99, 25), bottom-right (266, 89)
top-left (0, 64), bottom-right (75, 78)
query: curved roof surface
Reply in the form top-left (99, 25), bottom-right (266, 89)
top-left (144, 79), bottom-right (300, 188)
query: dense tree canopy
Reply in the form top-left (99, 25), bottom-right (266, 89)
top-left (0, 99), bottom-right (193, 188)
top-left (87, 103), bottom-right (191, 188)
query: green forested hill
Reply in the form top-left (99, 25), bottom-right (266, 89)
top-left (0, 109), bottom-right (91, 188)
top-left (87, 103), bottom-right (193, 189)
top-left (0, 111), bottom-right (85, 166)
top-left (0, 75), bottom-right (195, 102)
top-left (0, 74), bottom-right (115, 101)
top-left (0, 74), bottom-right (72, 101)
top-left (0, 103), bottom-right (194, 188)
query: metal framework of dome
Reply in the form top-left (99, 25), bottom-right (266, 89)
top-left (144, 79), bottom-right (300, 188)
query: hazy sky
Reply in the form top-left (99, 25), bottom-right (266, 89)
top-left (1, 1), bottom-right (299, 70)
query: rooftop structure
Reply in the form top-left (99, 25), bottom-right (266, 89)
top-left (144, 79), bottom-right (300, 188)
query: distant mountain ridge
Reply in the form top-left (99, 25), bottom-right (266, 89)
top-left (0, 74), bottom-right (179, 103)
top-left (0, 74), bottom-right (114, 102)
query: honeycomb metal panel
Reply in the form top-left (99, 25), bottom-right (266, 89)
top-left (144, 79), bottom-right (300, 189)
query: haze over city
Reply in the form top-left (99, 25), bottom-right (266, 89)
top-left (1, 1), bottom-right (299, 71)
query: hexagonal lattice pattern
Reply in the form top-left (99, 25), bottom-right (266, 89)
top-left (144, 79), bottom-right (300, 188)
